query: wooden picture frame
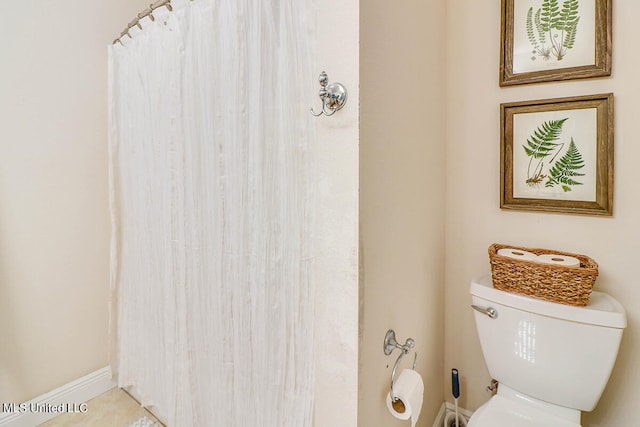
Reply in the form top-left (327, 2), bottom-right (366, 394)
top-left (500, 0), bottom-right (612, 86)
top-left (500, 93), bottom-right (613, 215)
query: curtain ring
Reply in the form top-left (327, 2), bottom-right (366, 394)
top-left (128, 19), bottom-right (142, 31)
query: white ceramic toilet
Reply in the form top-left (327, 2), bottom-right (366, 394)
top-left (468, 275), bottom-right (626, 427)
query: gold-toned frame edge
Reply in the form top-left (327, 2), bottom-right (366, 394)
top-left (499, 0), bottom-right (612, 87)
top-left (500, 93), bottom-right (614, 216)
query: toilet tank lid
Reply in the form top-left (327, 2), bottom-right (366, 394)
top-left (470, 275), bottom-right (627, 329)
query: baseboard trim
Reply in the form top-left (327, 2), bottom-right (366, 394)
top-left (433, 401), bottom-right (474, 427)
top-left (0, 366), bottom-right (117, 427)
top-left (444, 401), bottom-right (474, 420)
top-left (432, 402), bottom-right (447, 427)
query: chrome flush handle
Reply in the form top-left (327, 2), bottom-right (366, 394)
top-left (471, 305), bottom-right (498, 319)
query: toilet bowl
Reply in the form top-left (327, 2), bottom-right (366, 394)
top-left (468, 275), bottom-right (626, 427)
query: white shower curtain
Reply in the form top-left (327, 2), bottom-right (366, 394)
top-left (108, 1), bottom-right (316, 425)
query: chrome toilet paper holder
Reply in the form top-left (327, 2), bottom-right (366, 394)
top-left (384, 329), bottom-right (418, 402)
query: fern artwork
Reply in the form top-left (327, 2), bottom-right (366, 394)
top-left (545, 138), bottom-right (586, 191)
top-left (526, 0), bottom-right (580, 62)
top-left (502, 94), bottom-right (613, 215)
top-left (509, 0), bottom-right (599, 77)
top-left (522, 118), bottom-right (585, 192)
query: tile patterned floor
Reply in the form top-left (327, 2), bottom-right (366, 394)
top-left (38, 388), bottom-right (162, 427)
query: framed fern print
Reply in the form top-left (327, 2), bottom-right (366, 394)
top-left (500, 94), bottom-right (613, 215)
top-left (500, 0), bottom-right (612, 86)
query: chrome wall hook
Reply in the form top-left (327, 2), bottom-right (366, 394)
top-left (310, 71), bottom-right (348, 117)
top-left (384, 329), bottom-right (418, 402)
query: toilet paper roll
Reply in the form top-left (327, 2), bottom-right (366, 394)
top-left (386, 369), bottom-right (423, 427)
top-left (497, 248), bottom-right (537, 261)
top-left (537, 253), bottom-right (581, 268)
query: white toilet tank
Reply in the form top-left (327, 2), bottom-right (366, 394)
top-left (470, 275), bottom-right (626, 412)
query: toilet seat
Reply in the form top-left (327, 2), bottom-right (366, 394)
top-left (468, 394), bottom-right (581, 427)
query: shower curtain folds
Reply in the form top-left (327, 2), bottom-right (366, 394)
top-left (108, 1), bottom-right (316, 425)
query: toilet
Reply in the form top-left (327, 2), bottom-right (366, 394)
top-left (468, 275), bottom-right (626, 427)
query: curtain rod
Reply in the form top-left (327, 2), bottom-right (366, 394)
top-left (112, 0), bottom-right (173, 45)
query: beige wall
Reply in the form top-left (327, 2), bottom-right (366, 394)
top-left (0, 0), bottom-right (150, 404)
top-left (359, 1), bottom-right (446, 426)
top-left (445, 1), bottom-right (640, 425)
